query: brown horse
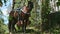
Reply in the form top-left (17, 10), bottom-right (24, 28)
top-left (8, 1), bottom-right (33, 33)
top-left (8, 6), bottom-right (31, 33)
top-left (16, 1), bottom-right (34, 32)
top-left (8, 10), bottom-right (18, 33)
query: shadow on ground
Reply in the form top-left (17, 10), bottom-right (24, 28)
top-left (12, 29), bottom-right (40, 34)
top-left (15, 29), bottom-right (35, 33)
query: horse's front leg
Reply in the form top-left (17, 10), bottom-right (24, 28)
top-left (22, 20), bottom-right (26, 33)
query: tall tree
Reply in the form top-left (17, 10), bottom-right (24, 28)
top-left (0, 0), bottom-right (2, 6)
top-left (41, 0), bottom-right (51, 31)
top-left (57, 0), bottom-right (60, 11)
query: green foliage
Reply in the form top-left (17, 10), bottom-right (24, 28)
top-left (42, 0), bottom-right (60, 33)
top-left (4, 0), bottom-right (6, 3)
top-left (0, 19), bottom-right (5, 34)
top-left (41, 1), bottom-right (60, 33)
top-left (0, 0), bottom-right (2, 4)
top-left (0, 18), bottom-right (8, 34)
top-left (0, 9), bottom-right (8, 34)
top-left (42, 0), bottom-right (50, 23)
top-left (41, 0), bottom-right (51, 32)
top-left (57, 1), bottom-right (60, 6)
top-left (0, 0), bottom-right (2, 6)
top-left (0, 0), bottom-right (7, 6)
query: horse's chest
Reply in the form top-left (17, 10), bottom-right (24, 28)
top-left (21, 12), bottom-right (26, 17)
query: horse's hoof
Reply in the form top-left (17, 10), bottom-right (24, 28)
top-left (10, 32), bottom-right (12, 34)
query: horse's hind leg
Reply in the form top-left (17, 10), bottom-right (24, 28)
top-left (8, 22), bottom-right (11, 32)
top-left (11, 22), bottom-right (17, 32)
top-left (8, 22), bottom-right (13, 34)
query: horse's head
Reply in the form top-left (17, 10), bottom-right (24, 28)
top-left (22, 5), bottom-right (30, 13)
top-left (21, 1), bottom-right (33, 13)
top-left (28, 1), bottom-right (33, 11)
